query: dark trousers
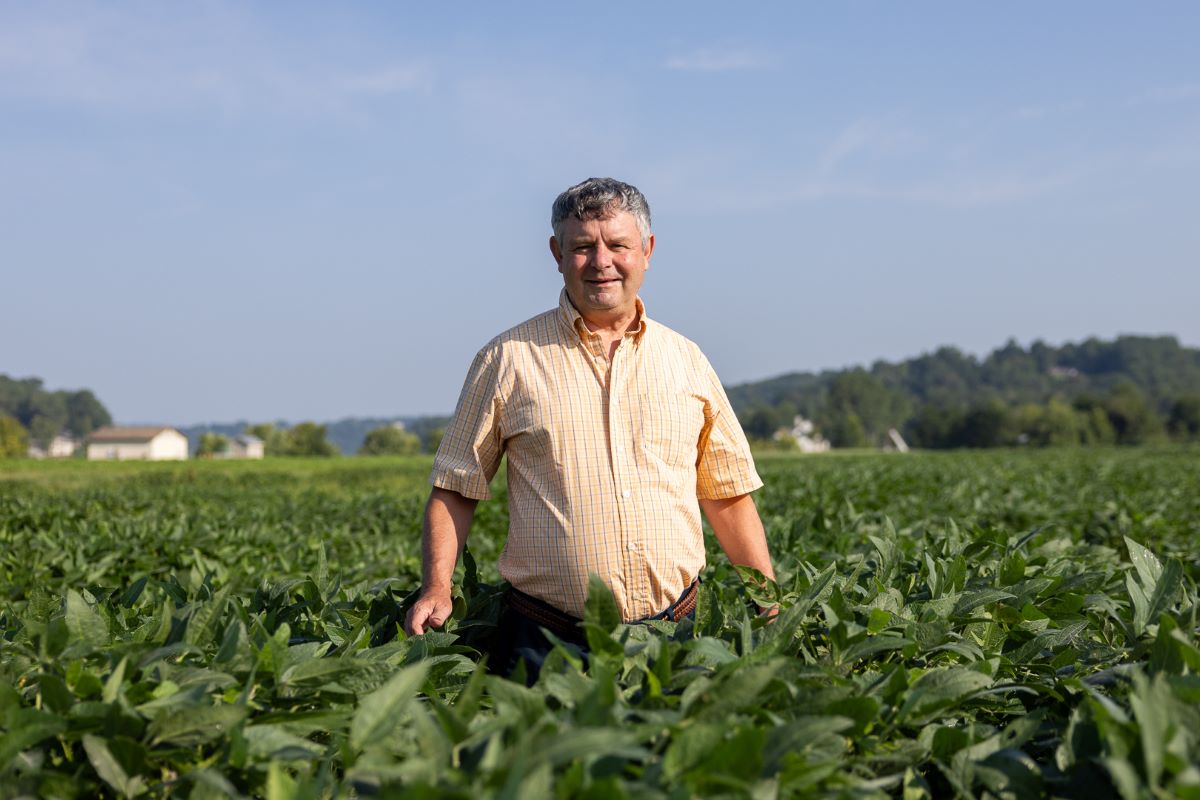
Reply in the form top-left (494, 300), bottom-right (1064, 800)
top-left (490, 582), bottom-right (698, 685)
top-left (490, 603), bottom-right (589, 685)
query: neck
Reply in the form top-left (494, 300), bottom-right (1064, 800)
top-left (579, 306), bottom-right (639, 337)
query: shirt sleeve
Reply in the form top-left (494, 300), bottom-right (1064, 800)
top-left (695, 353), bottom-right (764, 500)
top-left (429, 344), bottom-right (504, 500)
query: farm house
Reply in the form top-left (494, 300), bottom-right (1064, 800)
top-left (27, 433), bottom-right (80, 459)
top-left (222, 434), bottom-right (265, 459)
top-left (86, 426), bottom-right (189, 461)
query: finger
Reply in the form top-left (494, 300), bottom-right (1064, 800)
top-left (406, 605), bottom-right (427, 636)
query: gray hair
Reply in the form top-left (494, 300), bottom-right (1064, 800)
top-left (551, 177), bottom-right (652, 247)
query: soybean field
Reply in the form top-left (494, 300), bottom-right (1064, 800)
top-left (1, 448), bottom-right (1198, 798)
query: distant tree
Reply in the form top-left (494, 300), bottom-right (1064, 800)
top-left (949, 400), bottom-right (1011, 448)
top-left (0, 415), bottom-right (29, 458)
top-left (425, 427), bottom-right (446, 454)
top-left (1168, 394), bottom-right (1200, 441)
top-left (1103, 382), bottom-right (1165, 445)
top-left (827, 410), bottom-right (867, 448)
top-left (1074, 402), bottom-right (1117, 445)
top-left (905, 404), bottom-right (961, 449)
top-left (196, 433), bottom-right (230, 458)
top-left (826, 370), bottom-right (910, 442)
top-left (741, 405), bottom-right (786, 441)
top-left (1011, 399), bottom-right (1083, 447)
top-left (359, 425), bottom-right (421, 456)
top-left (245, 423), bottom-right (289, 456)
top-left (1038, 399), bottom-right (1085, 446)
top-left (65, 390), bottom-right (112, 436)
top-left (0, 375), bottom-right (112, 440)
top-left (284, 422), bottom-right (339, 457)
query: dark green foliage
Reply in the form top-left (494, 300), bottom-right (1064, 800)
top-left (1, 450), bottom-right (1198, 796)
top-left (196, 432), bottom-right (230, 458)
top-left (729, 335), bottom-right (1200, 448)
top-left (245, 422), bottom-right (339, 457)
top-left (0, 375), bottom-right (112, 444)
top-left (359, 425), bottom-right (421, 456)
top-left (1169, 394), bottom-right (1200, 440)
top-left (0, 416), bottom-right (28, 459)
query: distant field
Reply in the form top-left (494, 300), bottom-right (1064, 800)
top-left (1, 448), bottom-right (1197, 797)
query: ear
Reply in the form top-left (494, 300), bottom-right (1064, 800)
top-left (549, 235), bottom-right (564, 273)
top-left (643, 233), bottom-right (656, 265)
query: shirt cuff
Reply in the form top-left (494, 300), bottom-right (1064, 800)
top-left (429, 469), bottom-right (492, 501)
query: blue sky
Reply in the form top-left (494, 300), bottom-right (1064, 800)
top-left (3, 2), bottom-right (1198, 424)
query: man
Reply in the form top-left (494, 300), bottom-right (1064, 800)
top-left (404, 177), bottom-right (775, 677)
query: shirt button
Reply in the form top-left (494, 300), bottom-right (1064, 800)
top-left (622, 489), bottom-right (631, 498)
top-left (627, 542), bottom-right (637, 551)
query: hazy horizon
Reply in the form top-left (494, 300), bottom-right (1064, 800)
top-left (4, 3), bottom-right (1198, 425)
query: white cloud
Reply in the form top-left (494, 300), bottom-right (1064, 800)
top-left (815, 119), bottom-right (924, 177)
top-left (664, 47), bottom-right (770, 73)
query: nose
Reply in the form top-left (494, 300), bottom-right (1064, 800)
top-left (588, 242), bottom-right (614, 269)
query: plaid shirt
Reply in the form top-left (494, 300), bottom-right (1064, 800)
top-left (431, 290), bottom-right (762, 620)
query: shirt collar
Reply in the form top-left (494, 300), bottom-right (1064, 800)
top-left (556, 288), bottom-right (649, 344)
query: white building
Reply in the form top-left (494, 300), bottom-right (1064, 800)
top-left (86, 426), bottom-right (189, 461)
top-left (223, 434), bottom-right (264, 459)
top-left (28, 433), bottom-right (80, 459)
top-left (777, 416), bottom-right (831, 453)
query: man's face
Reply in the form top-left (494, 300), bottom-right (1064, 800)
top-left (550, 210), bottom-right (655, 323)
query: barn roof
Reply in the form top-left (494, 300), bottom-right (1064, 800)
top-left (87, 426), bottom-right (179, 443)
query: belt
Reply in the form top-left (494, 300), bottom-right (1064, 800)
top-left (506, 579), bottom-right (700, 641)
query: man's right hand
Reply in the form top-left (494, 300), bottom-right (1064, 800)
top-left (404, 589), bottom-right (454, 636)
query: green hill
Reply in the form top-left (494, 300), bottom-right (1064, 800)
top-left (727, 335), bottom-right (1200, 448)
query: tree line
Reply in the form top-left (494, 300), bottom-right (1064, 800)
top-left (0, 375), bottom-right (112, 457)
top-left (730, 335), bottom-right (1200, 448)
top-left (195, 422), bottom-right (446, 458)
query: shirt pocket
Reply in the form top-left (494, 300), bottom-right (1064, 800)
top-left (638, 387), bottom-right (706, 469)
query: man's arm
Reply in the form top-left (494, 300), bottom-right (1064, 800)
top-left (699, 493), bottom-right (778, 613)
top-left (404, 487), bottom-right (479, 635)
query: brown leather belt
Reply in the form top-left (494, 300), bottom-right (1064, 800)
top-left (507, 579), bottom-right (700, 641)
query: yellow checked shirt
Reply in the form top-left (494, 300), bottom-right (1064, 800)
top-left (430, 289), bottom-right (762, 621)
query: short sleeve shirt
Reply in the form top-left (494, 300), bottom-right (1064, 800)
top-left (430, 290), bottom-right (762, 620)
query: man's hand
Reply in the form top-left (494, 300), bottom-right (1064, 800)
top-left (405, 588), bottom-right (453, 636)
top-left (757, 603), bottom-right (780, 622)
top-left (700, 493), bottom-right (779, 615)
top-left (403, 487), bottom-right (479, 637)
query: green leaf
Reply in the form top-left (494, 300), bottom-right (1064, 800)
top-left (663, 722), bottom-right (724, 780)
top-left (952, 589), bottom-right (1016, 619)
top-left (583, 574), bottom-right (622, 631)
top-left (82, 734), bottom-right (148, 798)
top-left (903, 766), bottom-right (933, 800)
top-left (840, 635), bottom-right (913, 665)
top-left (37, 673), bottom-right (74, 714)
top-left (278, 655), bottom-right (362, 690)
top-left (103, 656), bottom-right (129, 704)
top-left (348, 661), bottom-right (429, 751)
top-left (266, 762), bottom-right (300, 800)
top-left (0, 708), bottom-right (68, 768)
top-left (1125, 536), bottom-right (1163, 590)
top-left (535, 728), bottom-right (646, 767)
top-left (242, 725), bottom-right (325, 762)
top-left (898, 667), bottom-right (993, 725)
top-left (147, 704), bottom-right (248, 747)
top-left (64, 589), bottom-right (108, 650)
top-left (1128, 672), bottom-right (1172, 789)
